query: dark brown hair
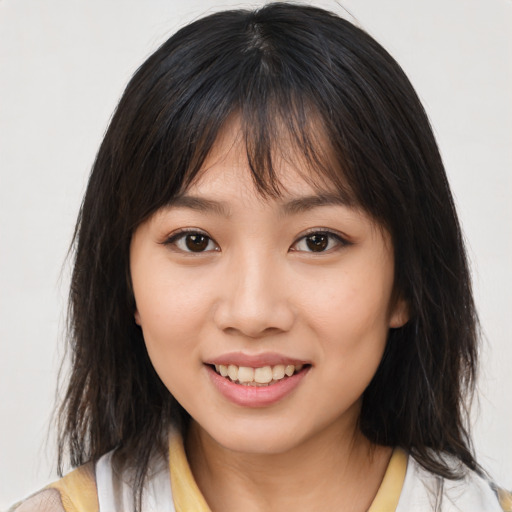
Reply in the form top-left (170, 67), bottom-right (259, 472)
top-left (58, 2), bottom-right (479, 505)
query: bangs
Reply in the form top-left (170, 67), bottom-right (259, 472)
top-left (114, 8), bottom-right (362, 230)
top-left (179, 99), bottom-right (357, 205)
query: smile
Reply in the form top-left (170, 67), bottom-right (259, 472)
top-left (206, 359), bottom-right (311, 407)
top-left (213, 364), bottom-right (305, 386)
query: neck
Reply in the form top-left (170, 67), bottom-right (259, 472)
top-left (185, 420), bottom-right (392, 512)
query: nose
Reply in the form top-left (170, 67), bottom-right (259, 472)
top-left (213, 252), bottom-right (295, 339)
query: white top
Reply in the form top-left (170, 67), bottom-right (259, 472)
top-left (396, 455), bottom-right (504, 512)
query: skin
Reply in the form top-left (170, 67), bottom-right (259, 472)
top-left (130, 123), bottom-right (408, 512)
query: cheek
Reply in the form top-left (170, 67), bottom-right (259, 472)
top-left (292, 260), bottom-right (393, 394)
top-left (311, 280), bottom-right (390, 403)
top-left (132, 267), bottom-right (214, 374)
top-left (297, 268), bottom-right (394, 339)
top-left (134, 256), bottom-right (212, 327)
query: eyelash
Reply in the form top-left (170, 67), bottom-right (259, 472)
top-left (163, 228), bottom-right (349, 254)
top-left (163, 229), bottom-right (219, 253)
top-left (290, 230), bottom-right (348, 253)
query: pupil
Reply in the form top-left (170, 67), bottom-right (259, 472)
top-left (306, 234), bottom-right (328, 252)
top-left (186, 234), bottom-right (209, 252)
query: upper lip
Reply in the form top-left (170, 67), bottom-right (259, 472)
top-left (205, 352), bottom-right (309, 368)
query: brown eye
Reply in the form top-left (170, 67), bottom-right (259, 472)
top-left (184, 234), bottom-right (213, 252)
top-left (166, 231), bottom-right (218, 253)
top-left (305, 234), bottom-right (329, 252)
top-left (291, 231), bottom-right (345, 253)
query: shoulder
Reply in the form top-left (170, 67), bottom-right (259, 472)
top-left (9, 463), bottom-right (98, 512)
top-left (9, 449), bottom-right (173, 512)
top-left (397, 453), bottom-right (512, 512)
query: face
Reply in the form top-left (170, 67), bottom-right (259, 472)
top-left (130, 125), bottom-right (408, 455)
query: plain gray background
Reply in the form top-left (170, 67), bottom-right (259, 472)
top-left (1, 0), bottom-right (511, 507)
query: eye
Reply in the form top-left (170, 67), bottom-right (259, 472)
top-left (291, 231), bottom-right (345, 253)
top-left (165, 230), bottom-right (219, 253)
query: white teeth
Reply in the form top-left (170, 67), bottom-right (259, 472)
top-left (272, 364), bottom-right (285, 380)
top-left (213, 363), bottom-right (306, 384)
top-left (227, 364), bottom-right (238, 381)
top-left (254, 366), bottom-right (273, 384)
top-left (237, 366), bottom-right (255, 383)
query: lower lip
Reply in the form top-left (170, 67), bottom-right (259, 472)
top-left (206, 365), bottom-right (309, 407)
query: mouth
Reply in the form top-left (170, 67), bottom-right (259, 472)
top-left (209, 363), bottom-right (309, 387)
top-left (205, 357), bottom-right (311, 407)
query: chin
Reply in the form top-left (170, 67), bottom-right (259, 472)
top-left (197, 416), bottom-right (319, 456)
top-left (219, 432), bottom-right (301, 455)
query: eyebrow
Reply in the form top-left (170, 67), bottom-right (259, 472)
top-left (167, 191), bottom-right (353, 217)
top-left (167, 195), bottom-right (231, 217)
top-left (281, 192), bottom-right (353, 214)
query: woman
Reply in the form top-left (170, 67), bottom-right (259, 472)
top-left (12, 3), bottom-right (511, 511)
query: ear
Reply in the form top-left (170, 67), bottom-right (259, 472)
top-left (134, 309), bottom-right (141, 326)
top-left (389, 296), bottom-right (409, 328)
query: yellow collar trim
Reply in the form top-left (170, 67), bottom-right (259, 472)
top-left (48, 462), bottom-right (99, 512)
top-left (368, 448), bottom-right (408, 512)
top-left (169, 431), bottom-right (212, 512)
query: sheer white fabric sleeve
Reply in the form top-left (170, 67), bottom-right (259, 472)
top-left (8, 489), bottom-right (66, 512)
